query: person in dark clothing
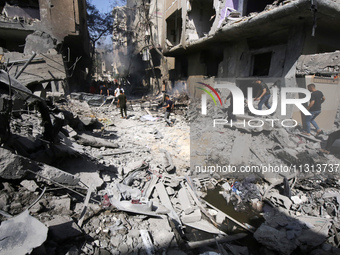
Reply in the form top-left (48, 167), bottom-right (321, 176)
top-left (100, 83), bottom-right (109, 96)
top-left (320, 130), bottom-right (340, 154)
top-left (254, 79), bottom-right (271, 110)
top-left (117, 90), bottom-right (127, 118)
top-left (303, 83), bottom-right (325, 135)
top-left (163, 95), bottom-right (173, 126)
top-left (225, 92), bottom-right (236, 121)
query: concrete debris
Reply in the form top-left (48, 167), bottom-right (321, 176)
top-left (45, 215), bottom-right (83, 241)
top-left (1, 76), bottom-right (340, 255)
top-left (267, 192), bottom-right (293, 210)
top-left (140, 230), bottom-right (155, 255)
top-left (4, 51), bottom-right (66, 87)
top-left (254, 224), bottom-right (298, 255)
top-left (20, 180), bottom-right (39, 192)
top-left (0, 210), bottom-right (48, 255)
top-left (75, 133), bottom-right (119, 148)
top-left (184, 219), bottom-right (225, 235)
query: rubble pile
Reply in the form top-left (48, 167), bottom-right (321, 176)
top-left (1, 75), bottom-right (340, 255)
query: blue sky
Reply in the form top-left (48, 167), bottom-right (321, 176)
top-left (91, 0), bottom-right (116, 13)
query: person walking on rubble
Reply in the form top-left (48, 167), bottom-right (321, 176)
top-left (163, 95), bottom-right (173, 126)
top-left (225, 92), bottom-right (237, 122)
top-left (117, 89), bottom-right (127, 119)
top-left (320, 129), bottom-right (340, 154)
top-left (303, 83), bottom-right (325, 136)
top-left (254, 79), bottom-right (271, 110)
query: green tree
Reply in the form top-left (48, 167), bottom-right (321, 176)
top-left (87, 0), bottom-right (113, 52)
top-left (86, 0), bottom-right (125, 77)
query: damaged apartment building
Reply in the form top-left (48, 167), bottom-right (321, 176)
top-left (115, 0), bottom-right (340, 128)
top-left (113, 0), bottom-right (170, 94)
top-left (0, 0), bottom-right (90, 94)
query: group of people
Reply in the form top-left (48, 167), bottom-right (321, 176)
top-left (89, 80), bottom-right (120, 95)
top-left (251, 80), bottom-right (325, 135)
top-left (94, 78), bottom-right (339, 152)
top-left (95, 81), bottom-right (174, 124)
top-left (242, 80), bottom-right (339, 154)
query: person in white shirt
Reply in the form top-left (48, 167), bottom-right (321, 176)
top-left (114, 85), bottom-right (124, 97)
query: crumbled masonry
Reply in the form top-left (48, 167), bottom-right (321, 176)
top-left (1, 0), bottom-right (340, 254)
top-left (0, 85), bottom-right (340, 254)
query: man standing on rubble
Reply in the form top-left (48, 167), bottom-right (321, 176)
top-left (163, 95), bottom-right (173, 126)
top-left (303, 83), bottom-right (325, 136)
top-left (254, 79), bottom-right (271, 110)
top-left (117, 90), bottom-right (127, 119)
top-left (100, 83), bottom-right (109, 96)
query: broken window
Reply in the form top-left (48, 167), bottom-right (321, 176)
top-left (175, 57), bottom-right (188, 78)
top-left (244, 0), bottom-right (273, 15)
top-left (200, 48), bottom-right (223, 77)
top-left (166, 10), bottom-right (182, 46)
top-left (187, 0), bottom-right (214, 39)
top-left (252, 52), bottom-right (272, 76)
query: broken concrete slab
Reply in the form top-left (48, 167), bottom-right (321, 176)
top-left (143, 175), bottom-right (159, 199)
top-left (140, 230), bottom-right (155, 255)
top-left (24, 31), bottom-right (57, 55)
top-left (160, 149), bottom-right (175, 172)
top-left (75, 172), bottom-right (104, 190)
top-left (148, 218), bottom-right (175, 248)
top-left (0, 70), bottom-right (33, 99)
top-left (50, 197), bottom-right (71, 213)
top-left (155, 182), bottom-right (182, 226)
top-left (295, 215), bottom-right (332, 249)
top-left (79, 117), bottom-right (98, 127)
top-left (230, 134), bottom-right (251, 165)
top-left (216, 212), bottom-right (226, 224)
top-left (123, 159), bottom-right (149, 175)
top-left (267, 192), bottom-right (292, 210)
top-left (4, 51), bottom-right (66, 86)
top-left (0, 210), bottom-right (48, 255)
top-left (75, 133), bottom-right (119, 149)
top-left (38, 164), bottom-right (80, 186)
top-left (178, 187), bottom-right (194, 214)
top-left (254, 224), bottom-right (298, 255)
top-left (184, 219), bottom-right (226, 235)
top-left (0, 147), bottom-right (39, 179)
top-left (181, 209), bottom-right (202, 224)
top-left (20, 180), bottom-right (39, 192)
top-left (45, 215), bottom-right (83, 242)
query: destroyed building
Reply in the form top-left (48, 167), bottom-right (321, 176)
top-left (113, 0), bottom-right (340, 126)
top-left (2, 1), bottom-right (340, 255)
top-left (113, 0), bottom-right (172, 94)
top-left (93, 48), bottom-right (115, 82)
top-left (0, 0), bottom-right (91, 93)
top-left (162, 0), bottom-right (340, 127)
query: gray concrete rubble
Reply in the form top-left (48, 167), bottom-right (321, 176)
top-left (3, 50), bottom-right (66, 87)
top-left (1, 80), bottom-right (340, 255)
top-left (0, 210), bottom-right (48, 255)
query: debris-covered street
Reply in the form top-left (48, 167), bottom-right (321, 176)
top-left (1, 0), bottom-right (340, 255)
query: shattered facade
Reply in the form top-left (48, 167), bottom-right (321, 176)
top-left (93, 48), bottom-right (115, 82)
top-left (113, 0), bottom-right (174, 95)
top-left (2, 1), bottom-right (340, 255)
top-left (113, 0), bottom-right (340, 125)
top-left (0, 0), bottom-right (91, 93)
top-left (160, 0), bottom-right (340, 127)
